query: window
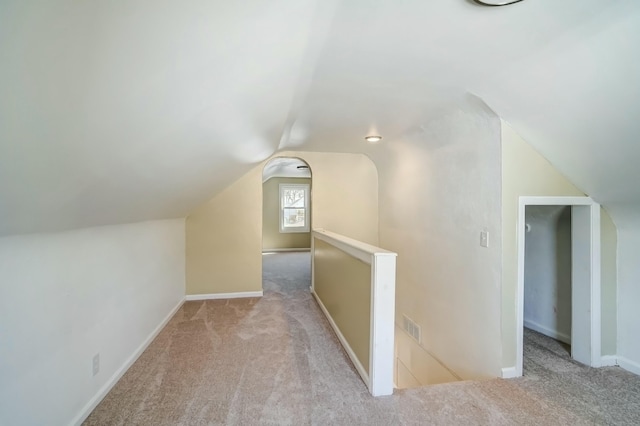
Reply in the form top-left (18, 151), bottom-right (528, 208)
top-left (279, 183), bottom-right (310, 233)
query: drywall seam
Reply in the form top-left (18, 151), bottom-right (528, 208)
top-left (71, 297), bottom-right (185, 426)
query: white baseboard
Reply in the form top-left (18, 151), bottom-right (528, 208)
top-left (524, 319), bottom-right (571, 345)
top-left (262, 248), bottom-right (310, 253)
top-left (311, 290), bottom-right (370, 388)
top-left (618, 356), bottom-right (640, 375)
top-left (72, 297), bottom-right (185, 426)
top-left (185, 291), bottom-right (263, 301)
top-left (600, 355), bottom-right (618, 367)
top-left (501, 366), bottom-right (519, 379)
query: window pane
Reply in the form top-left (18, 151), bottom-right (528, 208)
top-left (283, 208), bottom-right (306, 228)
top-left (279, 183), bottom-right (309, 233)
top-left (282, 189), bottom-right (305, 208)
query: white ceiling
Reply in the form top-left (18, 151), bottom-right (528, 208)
top-left (262, 158), bottom-right (311, 182)
top-left (1, 0), bottom-right (639, 235)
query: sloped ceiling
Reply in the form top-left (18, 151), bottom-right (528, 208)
top-left (1, 0), bottom-right (639, 236)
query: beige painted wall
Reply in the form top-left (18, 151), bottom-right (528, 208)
top-left (286, 151), bottom-right (379, 246)
top-left (186, 151), bottom-right (378, 295)
top-left (313, 238), bottom-right (371, 373)
top-left (187, 166), bottom-right (263, 295)
top-left (370, 98), bottom-right (503, 381)
top-left (262, 177), bottom-right (311, 250)
top-left (394, 324), bottom-right (459, 388)
top-left (501, 120), bottom-right (618, 369)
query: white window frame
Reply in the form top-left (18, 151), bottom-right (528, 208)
top-left (279, 183), bottom-right (310, 233)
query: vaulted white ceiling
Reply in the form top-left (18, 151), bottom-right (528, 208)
top-left (1, 0), bottom-right (639, 235)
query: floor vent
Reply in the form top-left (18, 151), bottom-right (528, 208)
top-left (403, 314), bottom-right (421, 344)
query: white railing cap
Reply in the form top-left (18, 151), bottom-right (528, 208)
top-left (313, 229), bottom-right (397, 260)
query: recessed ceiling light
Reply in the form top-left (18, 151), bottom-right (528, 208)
top-left (472, 0), bottom-right (523, 6)
top-left (365, 135), bottom-right (382, 143)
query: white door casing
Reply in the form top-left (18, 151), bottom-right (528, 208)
top-left (512, 196), bottom-right (601, 377)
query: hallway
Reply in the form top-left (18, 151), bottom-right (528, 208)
top-left (85, 253), bottom-right (640, 425)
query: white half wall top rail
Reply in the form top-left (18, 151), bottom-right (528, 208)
top-left (311, 228), bottom-right (397, 397)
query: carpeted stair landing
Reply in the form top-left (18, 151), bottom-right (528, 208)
top-left (84, 252), bottom-right (640, 425)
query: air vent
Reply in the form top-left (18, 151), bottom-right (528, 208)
top-left (403, 314), bottom-right (421, 344)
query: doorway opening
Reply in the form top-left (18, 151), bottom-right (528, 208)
top-left (523, 205), bottom-right (572, 371)
top-left (516, 197), bottom-right (601, 377)
top-left (261, 157), bottom-right (313, 294)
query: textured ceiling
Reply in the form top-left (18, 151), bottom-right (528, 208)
top-left (1, 0), bottom-right (639, 236)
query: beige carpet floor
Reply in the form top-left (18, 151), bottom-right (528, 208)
top-left (84, 252), bottom-right (640, 425)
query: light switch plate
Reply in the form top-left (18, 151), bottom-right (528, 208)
top-left (480, 231), bottom-right (489, 248)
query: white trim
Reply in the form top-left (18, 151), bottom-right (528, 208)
top-left (313, 229), bottom-right (396, 265)
top-left (185, 291), bottom-right (263, 301)
top-left (369, 254), bottom-right (396, 396)
top-left (310, 236), bottom-right (315, 293)
top-left (523, 319), bottom-right (571, 345)
top-left (516, 197), bottom-right (527, 377)
top-left (262, 248), bottom-right (310, 253)
top-left (515, 196), bottom-right (601, 377)
top-left (589, 203), bottom-right (602, 367)
top-left (618, 357), bottom-right (640, 375)
top-left (312, 229), bottom-right (396, 397)
top-left (600, 355), bottom-right (618, 367)
top-left (501, 366), bottom-right (518, 379)
top-left (312, 290), bottom-right (370, 388)
top-left (72, 298), bottom-right (185, 426)
top-left (518, 196), bottom-right (595, 206)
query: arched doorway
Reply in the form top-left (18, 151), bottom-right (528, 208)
top-left (261, 157), bottom-right (312, 293)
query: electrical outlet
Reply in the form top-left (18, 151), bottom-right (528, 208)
top-left (92, 353), bottom-right (100, 376)
top-left (480, 230), bottom-right (489, 248)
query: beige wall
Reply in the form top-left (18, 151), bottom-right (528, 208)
top-left (501, 120), bottom-right (618, 368)
top-left (187, 166), bottom-right (263, 295)
top-left (289, 151), bottom-right (378, 246)
top-left (262, 177), bottom-right (311, 250)
top-left (186, 151), bottom-right (378, 295)
top-left (313, 238), bottom-right (371, 373)
top-left (394, 325), bottom-right (459, 387)
top-left (370, 98), bottom-right (503, 380)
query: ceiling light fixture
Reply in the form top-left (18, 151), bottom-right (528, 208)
top-left (365, 135), bottom-right (382, 143)
top-left (472, 0), bottom-right (524, 6)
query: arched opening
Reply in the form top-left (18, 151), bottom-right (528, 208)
top-left (261, 157), bottom-right (313, 294)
